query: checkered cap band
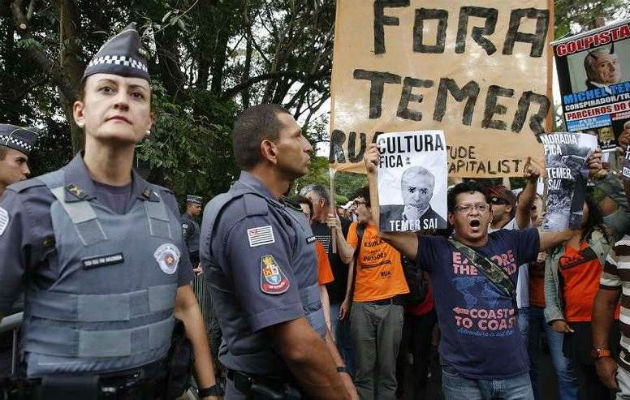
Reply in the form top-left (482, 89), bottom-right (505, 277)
top-left (0, 135), bottom-right (33, 152)
top-left (87, 55), bottom-right (148, 73)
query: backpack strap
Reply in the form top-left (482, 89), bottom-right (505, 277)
top-left (448, 238), bottom-right (515, 299)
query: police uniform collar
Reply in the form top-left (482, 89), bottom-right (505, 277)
top-left (237, 171), bottom-right (283, 205)
top-left (62, 153), bottom-right (159, 203)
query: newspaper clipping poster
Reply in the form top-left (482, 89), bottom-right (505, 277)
top-left (624, 146), bottom-right (630, 178)
top-left (329, 0), bottom-right (553, 178)
top-left (378, 130), bottom-right (448, 232)
top-left (553, 20), bottom-right (630, 151)
top-left (541, 132), bottom-right (597, 231)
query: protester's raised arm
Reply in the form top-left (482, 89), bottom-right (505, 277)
top-left (537, 229), bottom-right (574, 252)
top-left (364, 144), bottom-right (418, 260)
top-left (516, 157), bottom-right (539, 229)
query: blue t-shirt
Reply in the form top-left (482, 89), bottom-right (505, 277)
top-left (417, 229), bottom-right (539, 379)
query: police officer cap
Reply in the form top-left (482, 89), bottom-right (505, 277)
top-left (187, 195), bottom-right (203, 205)
top-left (82, 23), bottom-right (149, 82)
top-left (0, 124), bottom-right (39, 155)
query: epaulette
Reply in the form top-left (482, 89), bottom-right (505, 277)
top-left (7, 177), bottom-right (48, 193)
top-left (282, 196), bottom-right (303, 212)
top-left (242, 193), bottom-right (269, 217)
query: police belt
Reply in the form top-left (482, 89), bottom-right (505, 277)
top-left (227, 369), bottom-right (302, 400)
top-left (6, 359), bottom-right (168, 400)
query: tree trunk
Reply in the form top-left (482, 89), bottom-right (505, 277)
top-left (58, 0), bottom-right (84, 152)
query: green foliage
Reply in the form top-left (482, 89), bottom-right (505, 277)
top-left (136, 85), bottom-right (239, 203)
top-left (555, 0), bottom-right (627, 38)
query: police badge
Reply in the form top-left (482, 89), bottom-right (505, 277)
top-left (154, 243), bottom-right (181, 274)
top-left (259, 255), bottom-right (289, 294)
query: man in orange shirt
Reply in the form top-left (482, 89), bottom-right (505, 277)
top-left (341, 186), bottom-right (409, 400)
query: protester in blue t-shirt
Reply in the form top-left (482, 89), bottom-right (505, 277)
top-left (363, 144), bottom-right (602, 399)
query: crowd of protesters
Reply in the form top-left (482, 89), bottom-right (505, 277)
top-left (286, 135), bottom-right (630, 400)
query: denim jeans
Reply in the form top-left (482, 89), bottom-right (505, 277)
top-left (330, 302), bottom-right (355, 378)
top-left (527, 306), bottom-right (578, 400)
top-left (350, 301), bottom-right (404, 400)
top-left (518, 307), bottom-right (529, 343)
top-left (442, 364), bottom-right (534, 400)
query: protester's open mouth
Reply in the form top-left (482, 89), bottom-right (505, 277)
top-left (469, 219), bottom-right (481, 228)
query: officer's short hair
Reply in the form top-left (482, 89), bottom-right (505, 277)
top-left (232, 104), bottom-right (292, 170)
top-left (0, 146), bottom-right (7, 160)
top-left (300, 184), bottom-right (330, 206)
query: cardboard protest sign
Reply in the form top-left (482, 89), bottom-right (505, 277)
top-left (378, 130), bottom-right (448, 232)
top-left (541, 132), bottom-right (597, 231)
top-left (329, 0), bottom-right (553, 177)
top-left (553, 20), bottom-right (630, 152)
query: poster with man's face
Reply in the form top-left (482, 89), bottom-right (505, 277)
top-left (553, 20), bottom-right (630, 151)
top-left (378, 131), bottom-right (448, 232)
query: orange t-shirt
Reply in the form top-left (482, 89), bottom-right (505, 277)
top-left (559, 241), bottom-right (618, 322)
top-left (347, 222), bottom-right (409, 302)
top-left (315, 241), bottom-right (334, 285)
top-left (528, 260), bottom-right (546, 308)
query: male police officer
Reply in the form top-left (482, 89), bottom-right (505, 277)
top-left (0, 24), bottom-right (218, 399)
top-left (182, 195), bottom-right (203, 268)
top-left (200, 104), bottom-right (357, 399)
top-left (0, 124), bottom-right (37, 377)
top-left (0, 124), bottom-right (38, 198)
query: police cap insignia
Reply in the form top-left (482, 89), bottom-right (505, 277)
top-left (0, 124), bottom-right (39, 156)
top-left (82, 23), bottom-right (150, 82)
top-left (259, 255), bottom-right (289, 295)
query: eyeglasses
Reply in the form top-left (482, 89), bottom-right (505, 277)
top-left (490, 197), bottom-right (509, 205)
top-left (454, 203), bottom-right (490, 214)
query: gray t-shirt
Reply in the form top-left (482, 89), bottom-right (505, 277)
top-left (94, 180), bottom-right (133, 215)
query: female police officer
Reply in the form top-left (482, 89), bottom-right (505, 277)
top-left (0, 24), bottom-right (218, 399)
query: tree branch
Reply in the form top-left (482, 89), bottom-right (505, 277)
top-left (221, 70), bottom-right (328, 100)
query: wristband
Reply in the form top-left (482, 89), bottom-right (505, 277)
top-left (336, 366), bottom-right (348, 374)
top-left (198, 384), bottom-right (223, 397)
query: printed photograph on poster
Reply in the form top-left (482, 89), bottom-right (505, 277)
top-left (378, 131), bottom-right (447, 232)
top-left (553, 20), bottom-right (630, 151)
top-left (541, 132), bottom-right (598, 231)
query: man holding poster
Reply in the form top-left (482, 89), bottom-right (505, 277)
top-left (362, 144), bottom-right (602, 399)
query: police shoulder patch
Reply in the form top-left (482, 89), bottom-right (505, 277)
top-left (260, 255), bottom-right (289, 295)
top-left (0, 207), bottom-right (8, 236)
top-left (154, 243), bottom-right (181, 275)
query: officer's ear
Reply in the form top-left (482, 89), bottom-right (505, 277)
top-left (73, 99), bottom-right (86, 129)
top-left (260, 139), bottom-right (278, 164)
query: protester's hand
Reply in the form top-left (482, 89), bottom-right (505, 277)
top-left (327, 213), bottom-right (341, 232)
top-left (193, 263), bottom-right (203, 276)
top-left (618, 129), bottom-right (630, 152)
top-left (595, 356), bottom-right (618, 389)
top-left (551, 320), bottom-right (574, 333)
top-left (341, 372), bottom-right (359, 400)
top-left (523, 157), bottom-right (541, 181)
top-left (536, 251), bottom-right (547, 263)
top-left (364, 143), bottom-right (379, 174)
top-left (587, 148), bottom-right (607, 179)
top-left (339, 299), bottom-right (350, 320)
